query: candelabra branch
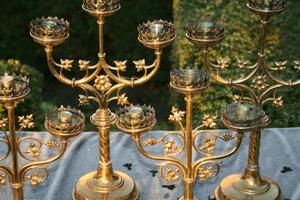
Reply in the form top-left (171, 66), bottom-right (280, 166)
top-left (192, 132), bottom-right (243, 178)
top-left (19, 140), bottom-right (67, 183)
top-left (133, 136), bottom-right (186, 174)
top-left (0, 137), bottom-right (10, 161)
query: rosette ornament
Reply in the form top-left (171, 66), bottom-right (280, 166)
top-left (30, 17), bottom-right (69, 47)
top-left (116, 105), bottom-right (156, 137)
top-left (222, 103), bottom-right (270, 132)
top-left (138, 20), bottom-right (176, 49)
top-left (45, 106), bottom-right (85, 140)
top-left (170, 67), bottom-right (209, 94)
top-left (247, 0), bottom-right (285, 18)
top-left (186, 21), bottom-right (224, 48)
top-left (83, 0), bottom-right (121, 16)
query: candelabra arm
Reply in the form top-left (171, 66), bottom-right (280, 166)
top-left (132, 136), bottom-right (186, 174)
top-left (192, 132), bottom-right (243, 178)
top-left (102, 50), bottom-right (162, 87)
top-left (45, 47), bottom-right (101, 86)
top-left (19, 140), bottom-right (68, 182)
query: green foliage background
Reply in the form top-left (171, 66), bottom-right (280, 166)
top-left (172, 0), bottom-right (300, 127)
top-left (0, 0), bottom-right (299, 130)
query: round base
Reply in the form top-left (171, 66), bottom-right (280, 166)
top-left (214, 174), bottom-right (283, 200)
top-left (72, 171), bottom-right (139, 200)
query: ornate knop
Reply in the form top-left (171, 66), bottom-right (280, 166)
top-left (114, 60), bottom-right (127, 72)
top-left (133, 59), bottom-right (146, 72)
top-left (30, 17), bottom-right (69, 46)
top-left (169, 107), bottom-right (185, 122)
top-left (186, 21), bottom-right (224, 47)
top-left (94, 75), bottom-right (112, 92)
top-left (18, 115), bottom-right (35, 129)
top-left (138, 20), bottom-right (176, 49)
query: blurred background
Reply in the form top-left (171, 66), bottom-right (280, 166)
top-left (0, 0), bottom-right (299, 131)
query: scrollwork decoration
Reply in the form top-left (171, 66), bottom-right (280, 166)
top-left (159, 162), bottom-right (182, 182)
top-left (25, 166), bottom-right (49, 186)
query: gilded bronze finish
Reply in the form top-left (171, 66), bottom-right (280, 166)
top-left (186, 1), bottom-right (299, 199)
top-left (116, 68), bottom-right (245, 200)
top-left (30, 1), bottom-right (175, 199)
top-left (0, 74), bottom-right (83, 200)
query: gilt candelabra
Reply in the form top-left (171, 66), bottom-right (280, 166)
top-left (185, 1), bottom-right (300, 199)
top-left (0, 73), bottom-right (85, 200)
top-left (115, 67), bottom-right (272, 200)
top-left (30, 0), bottom-right (176, 199)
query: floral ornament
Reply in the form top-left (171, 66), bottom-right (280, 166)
top-left (114, 60), bottom-right (127, 72)
top-left (251, 75), bottom-right (269, 92)
top-left (45, 141), bottom-right (60, 149)
top-left (26, 172), bottom-right (45, 186)
top-left (94, 75), bottom-right (112, 92)
top-left (199, 138), bottom-right (215, 154)
top-left (133, 59), bottom-right (146, 72)
top-left (162, 139), bottom-right (178, 154)
top-left (198, 166), bottom-right (215, 182)
top-left (26, 143), bottom-right (41, 159)
top-left (274, 60), bottom-right (287, 71)
top-left (273, 96), bottom-right (283, 108)
top-left (237, 59), bottom-right (249, 69)
top-left (60, 59), bottom-right (74, 71)
top-left (165, 168), bottom-right (180, 181)
top-left (294, 60), bottom-right (300, 71)
top-left (18, 115), bottom-right (34, 129)
top-left (202, 114), bottom-right (217, 129)
top-left (216, 58), bottom-right (230, 69)
top-left (143, 138), bottom-right (157, 146)
top-left (0, 173), bottom-right (7, 185)
top-left (168, 107), bottom-right (185, 122)
top-left (117, 93), bottom-right (129, 106)
top-left (0, 118), bottom-right (8, 129)
top-left (1, 87), bottom-right (13, 97)
top-left (78, 94), bottom-right (90, 106)
top-left (78, 60), bottom-right (90, 71)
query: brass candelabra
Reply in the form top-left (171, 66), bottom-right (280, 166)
top-left (0, 73), bottom-right (85, 200)
top-left (115, 67), bottom-right (271, 200)
top-left (30, 0), bottom-right (176, 199)
top-left (185, 1), bottom-right (300, 199)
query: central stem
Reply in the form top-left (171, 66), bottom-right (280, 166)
top-left (183, 93), bottom-right (194, 200)
top-left (96, 127), bottom-right (115, 183)
top-left (6, 103), bottom-right (24, 200)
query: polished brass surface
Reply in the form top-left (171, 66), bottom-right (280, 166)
top-left (186, 1), bottom-right (299, 199)
top-left (0, 74), bottom-right (83, 200)
top-left (116, 68), bottom-right (244, 200)
top-left (30, 1), bottom-right (175, 199)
